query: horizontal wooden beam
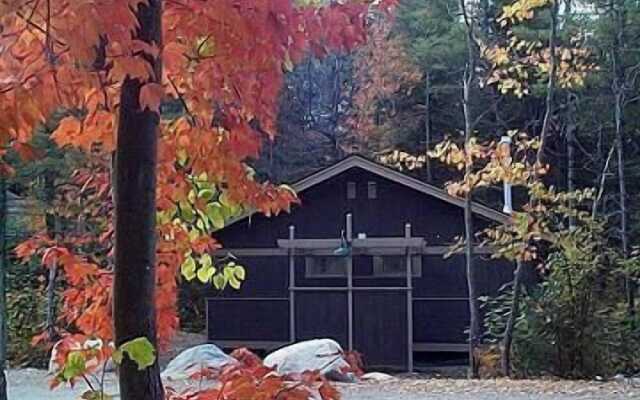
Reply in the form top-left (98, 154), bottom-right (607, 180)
top-left (209, 340), bottom-right (469, 353)
top-left (207, 297), bottom-right (288, 301)
top-left (215, 248), bottom-right (287, 256)
top-left (413, 342), bottom-right (468, 352)
top-left (414, 297), bottom-right (469, 301)
top-left (210, 340), bottom-right (289, 350)
top-left (290, 286), bottom-right (411, 292)
top-left (214, 245), bottom-right (495, 257)
top-left (277, 237), bottom-right (426, 249)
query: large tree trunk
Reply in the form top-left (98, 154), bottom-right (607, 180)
top-left (0, 175), bottom-right (7, 400)
top-left (113, 1), bottom-right (164, 399)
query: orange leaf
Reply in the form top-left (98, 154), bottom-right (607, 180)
top-left (139, 83), bottom-right (165, 113)
top-left (13, 142), bottom-right (42, 161)
top-left (51, 117), bottom-right (82, 148)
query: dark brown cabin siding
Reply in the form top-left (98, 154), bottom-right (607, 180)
top-left (206, 165), bottom-right (517, 356)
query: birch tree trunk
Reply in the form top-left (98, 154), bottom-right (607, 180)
top-left (424, 71), bottom-right (433, 183)
top-left (113, 1), bottom-right (164, 399)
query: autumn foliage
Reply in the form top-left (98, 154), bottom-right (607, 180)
top-left (1, 1), bottom-right (397, 395)
top-left (165, 349), bottom-right (341, 400)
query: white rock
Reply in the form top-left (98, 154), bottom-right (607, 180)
top-left (613, 373), bottom-right (626, 383)
top-left (161, 344), bottom-right (236, 381)
top-left (361, 372), bottom-right (395, 382)
top-left (264, 339), bottom-right (351, 380)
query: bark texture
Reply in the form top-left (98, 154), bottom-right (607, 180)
top-left (501, 260), bottom-right (525, 376)
top-left (113, 1), bottom-right (164, 399)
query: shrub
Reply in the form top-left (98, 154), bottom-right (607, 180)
top-left (483, 248), bottom-right (640, 378)
top-left (7, 256), bottom-right (50, 367)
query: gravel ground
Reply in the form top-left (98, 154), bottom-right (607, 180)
top-left (7, 368), bottom-right (640, 400)
top-left (339, 377), bottom-right (640, 400)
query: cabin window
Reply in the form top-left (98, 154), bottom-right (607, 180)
top-left (373, 255), bottom-right (422, 277)
top-left (347, 181), bottom-right (357, 199)
top-left (305, 256), bottom-right (348, 278)
top-left (367, 181), bottom-right (377, 199)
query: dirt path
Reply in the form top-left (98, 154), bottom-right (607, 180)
top-left (8, 369), bottom-right (640, 400)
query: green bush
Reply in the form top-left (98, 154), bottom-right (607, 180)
top-left (7, 256), bottom-right (50, 368)
top-left (483, 249), bottom-right (640, 378)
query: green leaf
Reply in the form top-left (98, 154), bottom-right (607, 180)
top-left (112, 337), bottom-right (156, 371)
top-left (197, 265), bottom-right (216, 283)
top-left (206, 203), bottom-right (225, 229)
top-left (61, 351), bottom-right (86, 381)
top-left (200, 253), bottom-right (212, 268)
top-left (181, 256), bottom-right (197, 281)
top-left (224, 266), bottom-right (243, 290)
top-left (234, 265), bottom-right (246, 280)
top-left (187, 189), bottom-right (196, 203)
top-left (180, 202), bottom-right (195, 222)
top-left (212, 273), bottom-right (226, 290)
top-left (228, 275), bottom-right (241, 289)
top-left (198, 188), bottom-right (215, 201)
top-left (196, 218), bottom-right (205, 231)
top-left (81, 391), bottom-right (114, 400)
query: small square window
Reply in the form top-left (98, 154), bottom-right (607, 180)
top-left (305, 256), bottom-right (348, 278)
top-left (373, 255), bottom-right (422, 277)
top-left (367, 181), bottom-right (377, 199)
top-left (347, 181), bottom-right (357, 199)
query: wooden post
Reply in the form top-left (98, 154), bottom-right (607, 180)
top-left (288, 225), bottom-right (296, 343)
top-left (346, 213), bottom-right (353, 351)
top-left (405, 223), bottom-right (414, 372)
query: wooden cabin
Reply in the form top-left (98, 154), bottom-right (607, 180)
top-left (208, 155), bottom-right (516, 371)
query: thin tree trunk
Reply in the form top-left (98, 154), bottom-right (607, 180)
top-left (44, 173), bottom-right (59, 342)
top-left (502, 3), bottom-right (559, 375)
top-left (536, 0), bottom-right (559, 165)
top-left (460, 0), bottom-right (480, 378)
top-left (566, 93), bottom-right (576, 227)
top-left (611, 0), bottom-right (634, 318)
top-left (45, 263), bottom-right (58, 340)
top-left (615, 92), bottom-right (633, 314)
top-left (425, 71), bottom-right (433, 183)
top-left (501, 259), bottom-right (525, 376)
top-left (0, 175), bottom-right (8, 400)
top-left (113, 1), bottom-right (164, 399)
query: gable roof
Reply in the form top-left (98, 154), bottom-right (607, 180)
top-left (228, 154), bottom-right (508, 227)
top-left (294, 155), bottom-right (507, 223)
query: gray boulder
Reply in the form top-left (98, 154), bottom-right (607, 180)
top-left (161, 344), bottom-right (236, 381)
top-left (264, 339), bottom-right (354, 381)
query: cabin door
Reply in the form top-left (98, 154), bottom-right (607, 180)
top-left (353, 290), bottom-right (408, 369)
